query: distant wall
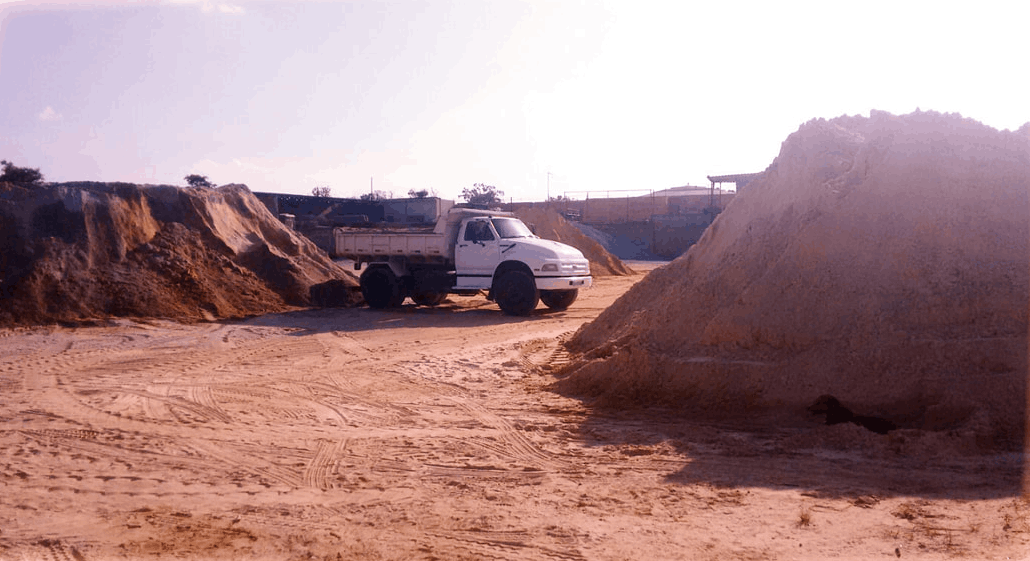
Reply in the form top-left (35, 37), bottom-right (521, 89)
top-left (588, 215), bottom-right (716, 260)
top-left (511, 191), bottom-right (734, 225)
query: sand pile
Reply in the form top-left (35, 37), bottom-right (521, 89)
top-left (0, 182), bottom-right (360, 326)
top-left (515, 207), bottom-right (633, 276)
top-left (559, 110), bottom-right (1030, 449)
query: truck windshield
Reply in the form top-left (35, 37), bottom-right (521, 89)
top-left (491, 218), bottom-right (534, 239)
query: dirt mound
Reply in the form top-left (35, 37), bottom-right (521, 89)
top-left (558, 110), bottom-right (1030, 449)
top-left (514, 207), bottom-right (633, 276)
top-left (0, 182), bottom-right (359, 326)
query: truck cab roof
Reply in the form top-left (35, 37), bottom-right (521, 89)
top-left (433, 207), bottom-right (516, 236)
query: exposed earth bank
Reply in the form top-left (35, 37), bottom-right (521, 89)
top-left (0, 182), bottom-right (361, 326)
top-left (560, 110), bottom-right (1030, 451)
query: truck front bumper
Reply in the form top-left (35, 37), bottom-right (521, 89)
top-left (534, 275), bottom-right (592, 291)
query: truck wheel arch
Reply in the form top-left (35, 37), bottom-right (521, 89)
top-left (490, 261), bottom-right (535, 294)
top-left (491, 261), bottom-right (539, 316)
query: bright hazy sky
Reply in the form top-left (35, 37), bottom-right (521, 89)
top-left (1, 0), bottom-right (1027, 202)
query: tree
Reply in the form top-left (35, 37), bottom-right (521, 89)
top-left (461, 183), bottom-right (504, 207)
top-left (360, 190), bottom-right (392, 202)
top-left (407, 188), bottom-right (430, 199)
top-left (0, 159), bottom-right (44, 186)
top-left (312, 185), bottom-right (332, 198)
top-left (184, 174), bottom-right (214, 188)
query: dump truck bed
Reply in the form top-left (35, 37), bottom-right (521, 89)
top-left (332, 228), bottom-right (451, 262)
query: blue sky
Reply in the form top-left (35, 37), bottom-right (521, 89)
top-left (1, 0), bottom-right (1027, 202)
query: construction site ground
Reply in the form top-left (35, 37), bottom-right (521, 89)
top-left (1, 262), bottom-right (1027, 561)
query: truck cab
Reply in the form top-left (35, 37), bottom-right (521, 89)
top-left (452, 215), bottom-right (591, 314)
top-left (454, 216), bottom-right (589, 285)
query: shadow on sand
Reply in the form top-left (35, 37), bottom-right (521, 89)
top-left (238, 296), bottom-right (575, 335)
top-left (556, 402), bottom-right (1026, 501)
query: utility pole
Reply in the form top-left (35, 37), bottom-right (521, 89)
top-left (547, 171), bottom-right (552, 203)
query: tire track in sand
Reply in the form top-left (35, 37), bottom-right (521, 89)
top-left (15, 539), bottom-right (87, 561)
top-left (454, 400), bottom-right (569, 472)
top-left (424, 529), bottom-right (586, 561)
top-left (302, 438), bottom-right (347, 490)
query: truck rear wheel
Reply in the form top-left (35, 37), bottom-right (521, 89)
top-left (495, 270), bottom-right (539, 316)
top-left (412, 291), bottom-right (447, 307)
top-left (539, 289), bottom-right (578, 310)
top-left (360, 266), bottom-right (404, 309)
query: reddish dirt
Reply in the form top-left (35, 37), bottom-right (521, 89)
top-left (560, 110), bottom-right (1030, 452)
top-left (0, 182), bottom-right (360, 326)
top-left (0, 264), bottom-right (1027, 560)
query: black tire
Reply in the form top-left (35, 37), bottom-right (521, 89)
top-left (360, 266), bottom-right (403, 309)
top-left (494, 270), bottom-right (539, 316)
top-left (412, 291), bottom-right (447, 307)
top-left (539, 289), bottom-right (578, 310)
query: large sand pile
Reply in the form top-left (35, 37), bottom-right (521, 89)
top-left (0, 182), bottom-right (359, 326)
top-left (559, 110), bottom-right (1030, 449)
top-left (515, 207), bottom-right (633, 276)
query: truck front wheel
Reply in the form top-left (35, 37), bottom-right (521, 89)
top-left (361, 266), bottom-right (404, 309)
top-left (495, 270), bottom-right (539, 316)
top-left (539, 289), bottom-right (578, 311)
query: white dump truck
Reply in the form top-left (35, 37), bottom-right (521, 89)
top-left (331, 207), bottom-right (592, 315)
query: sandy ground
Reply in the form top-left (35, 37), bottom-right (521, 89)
top-left (1, 262), bottom-right (1028, 561)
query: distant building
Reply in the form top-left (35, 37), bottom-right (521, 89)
top-left (707, 173), bottom-right (762, 193)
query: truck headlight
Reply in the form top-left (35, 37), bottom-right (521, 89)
top-left (540, 263), bottom-right (558, 272)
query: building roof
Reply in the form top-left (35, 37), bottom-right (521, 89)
top-left (707, 173), bottom-right (762, 184)
top-left (651, 185), bottom-right (715, 197)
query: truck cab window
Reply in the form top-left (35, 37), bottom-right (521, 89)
top-left (464, 221), bottom-right (494, 242)
top-left (491, 218), bottom-right (533, 239)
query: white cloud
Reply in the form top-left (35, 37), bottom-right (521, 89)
top-left (38, 105), bottom-right (62, 122)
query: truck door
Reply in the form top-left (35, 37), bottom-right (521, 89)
top-left (455, 218), bottom-right (501, 288)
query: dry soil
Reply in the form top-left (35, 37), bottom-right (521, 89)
top-left (1, 262), bottom-right (1028, 561)
top-left (562, 110), bottom-right (1030, 451)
